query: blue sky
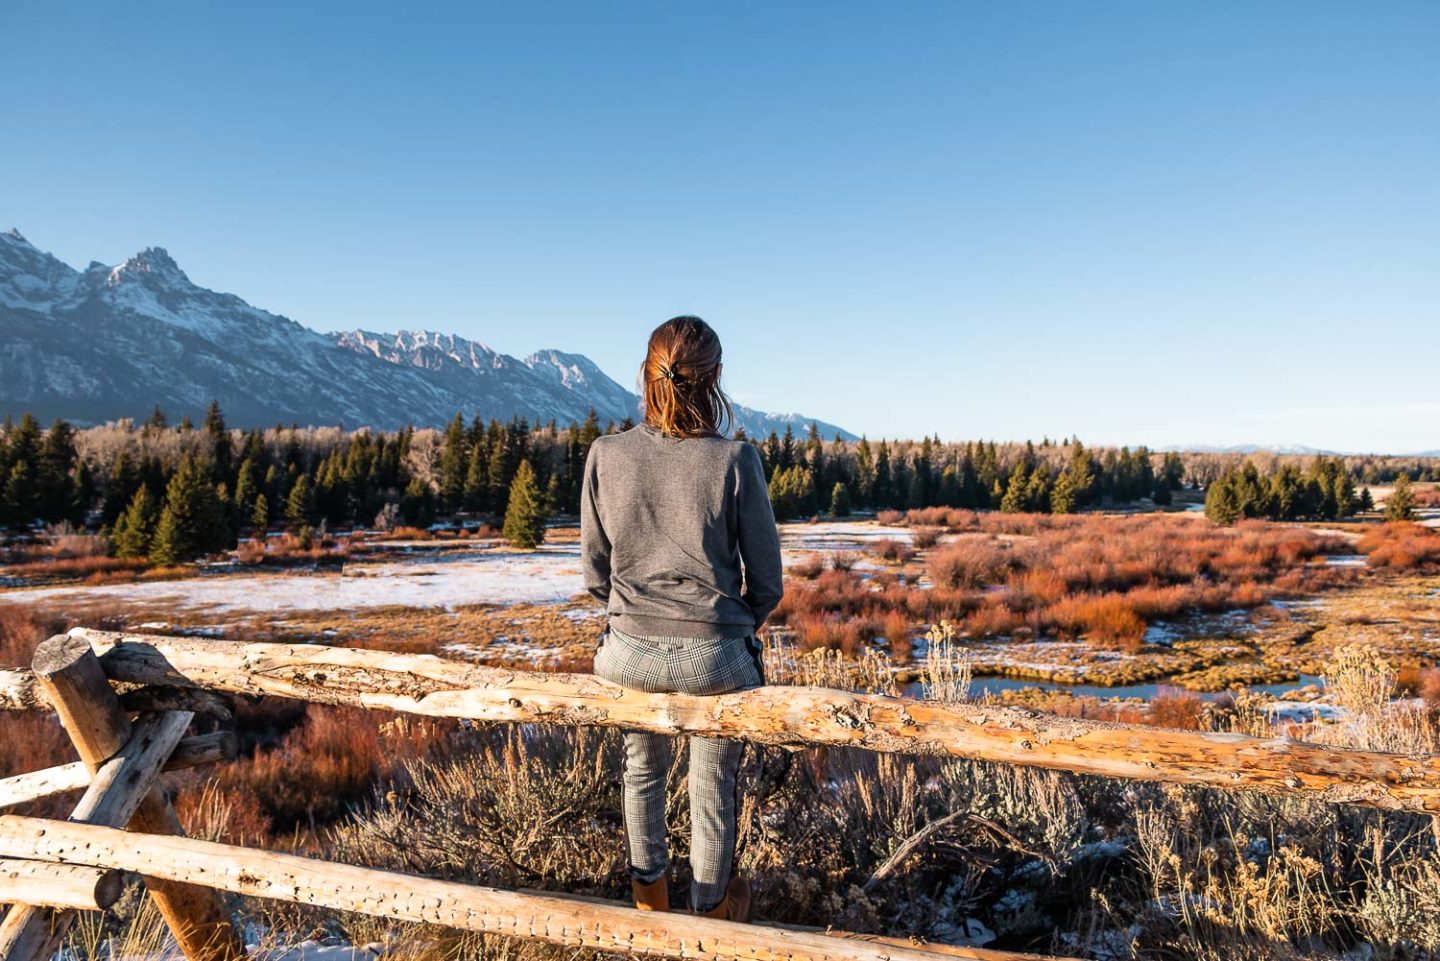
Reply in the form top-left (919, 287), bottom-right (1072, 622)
top-left (4, 2), bottom-right (1437, 453)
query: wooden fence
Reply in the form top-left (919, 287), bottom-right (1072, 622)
top-left (3, 627), bottom-right (1439, 961)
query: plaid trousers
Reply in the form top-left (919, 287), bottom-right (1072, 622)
top-left (593, 627), bottom-right (764, 913)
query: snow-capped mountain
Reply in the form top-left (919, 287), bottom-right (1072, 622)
top-left (0, 230), bottom-right (852, 438)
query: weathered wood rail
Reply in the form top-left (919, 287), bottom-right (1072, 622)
top-left (22, 628), bottom-right (1440, 813)
top-left (2, 626), bottom-right (1439, 961)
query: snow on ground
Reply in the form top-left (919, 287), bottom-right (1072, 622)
top-left (1262, 701), bottom-right (1345, 723)
top-left (443, 639), bottom-right (568, 665)
top-left (2, 521), bottom-right (908, 617)
top-left (2, 546), bottom-right (584, 615)
top-left (779, 520), bottom-right (911, 552)
top-left (252, 943), bottom-right (382, 961)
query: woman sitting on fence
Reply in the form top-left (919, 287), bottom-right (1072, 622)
top-left (581, 315), bottom-right (784, 922)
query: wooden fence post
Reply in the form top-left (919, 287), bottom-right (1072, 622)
top-left (0, 635), bottom-right (245, 961)
top-left (0, 710), bottom-right (192, 961)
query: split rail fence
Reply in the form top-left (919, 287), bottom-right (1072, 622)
top-left (3, 627), bottom-right (1440, 961)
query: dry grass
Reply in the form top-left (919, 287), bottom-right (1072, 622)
top-left (1, 555), bottom-right (149, 582)
top-left (235, 531), bottom-right (353, 566)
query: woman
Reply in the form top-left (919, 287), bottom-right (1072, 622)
top-left (581, 316), bottom-right (784, 921)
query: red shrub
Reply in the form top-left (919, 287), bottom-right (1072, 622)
top-left (963, 598), bottom-right (1026, 637)
top-left (928, 538), bottom-right (1022, 589)
top-left (1358, 523), bottom-right (1440, 571)
top-left (1048, 593), bottom-right (1146, 651)
top-left (871, 539), bottom-right (916, 564)
top-left (208, 704), bottom-right (456, 832)
top-left (0, 605), bottom-right (53, 668)
top-left (1412, 486), bottom-right (1440, 508)
top-left (791, 553), bottom-right (826, 580)
top-left (911, 526), bottom-right (944, 549)
top-left (1122, 584), bottom-right (1195, 620)
top-left (1146, 688), bottom-right (1208, 730)
top-left (1421, 668), bottom-right (1440, 714)
top-left (880, 610), bottom-right (916, 661)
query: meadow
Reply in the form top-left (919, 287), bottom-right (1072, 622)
top-left (3, 506), bottom-right (1440, 959)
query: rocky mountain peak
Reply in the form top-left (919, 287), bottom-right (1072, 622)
top-left (108, 246), bottom-right (189, 288)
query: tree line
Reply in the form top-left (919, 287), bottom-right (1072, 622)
top-left (2, 406), bottom-right (1435, 561)
top-left (758, 427), bottom-right (1187, 519)
top-left (1204, 458), bottom-right (1422, 524)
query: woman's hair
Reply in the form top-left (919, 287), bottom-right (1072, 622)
top-left (640, 316), bottom-right (734, 438)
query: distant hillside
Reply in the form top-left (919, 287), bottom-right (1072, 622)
top-left (0, 229), bottom-right (853, 439)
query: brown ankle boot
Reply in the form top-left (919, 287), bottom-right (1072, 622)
top-left (698, 875), bottom-right (751, 922)
top-left (632, 876), bottom-right (670, 912)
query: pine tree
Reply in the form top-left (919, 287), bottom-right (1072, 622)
top-left (829, 481), bottom-right (852, 517)
top-left (462, 442), bottom-right (488, 513)
top-left (37, 420), bottom-right (79, 523)
top-left (778, 426), bottom-right (797, 471)
top-left (111, 486), bottom-right (158, 559)
top-left (768, 465), bottom-right (816, 519)
top-left (804, 423), bottom-right (825, 485)
top-left (1023, 467), bottom-right (1051, 512)
top-left (578, 409), bottom-right (602, 451)
top-left (1058, 442), bottom-right (1097, 511)
top-left (1358, 487), bottom-right (1375, 513)
top-left (401, 477), bottom-right (436, 527)
top-left (1385, 473), bottom-right (1417, 521)
top-left (101, 453), bottom-right (138, 527)
top-left (872, 442), bottom-right (893, 508)
top-left (502, 460), bottom-right (549, 548)
top-left (286, 474), bottom-right (316, 530)
top-left (762, 432), bottom-right (782, 480)
top-left (486, 427), bottom-right (515, 517)
top-left (1050, 470), bottom-right (1079, 514)
top-left (438, 413), bottom-right (469, 511)
top-left (0, 416), bottom-right (42, 526)
top-left (1000, 463), bottom-right (1030, 513)
top-left (204, 400), bottom-right (232, 483)
top-left (72, 460), bottom-right (96, 523)
top-left (853, 437), bottom-right (874, 507)
top-left (234, 457), bottom-right (261, 521)
top-left (1205, 474), bottom-right (1241, 525)
top-left (149, 505), bottom-right (183, 566)
top-left (150, 453), bottom-right (228, 562)
top-left (251, 493), bottom-right (270, 532)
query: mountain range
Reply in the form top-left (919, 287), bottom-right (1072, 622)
top-left (0, 229), bottom-right (851, 439)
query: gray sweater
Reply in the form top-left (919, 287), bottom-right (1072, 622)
top-left (580, 424), bottom-right (784, 639)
